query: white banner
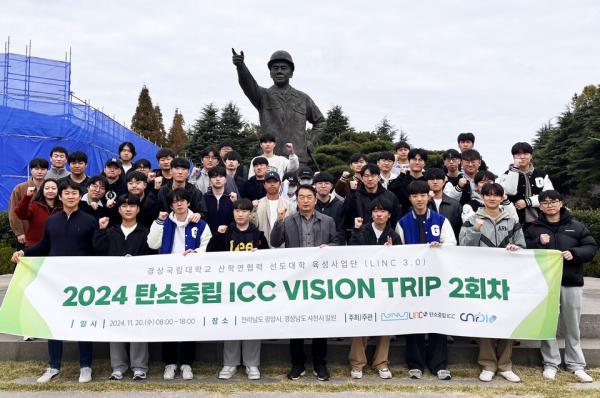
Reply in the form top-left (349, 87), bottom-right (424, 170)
top-left (0, 245), bottom-right (562, 342)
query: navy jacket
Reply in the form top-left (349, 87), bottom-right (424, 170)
top-left (24, 209), bottom-right (96, 256)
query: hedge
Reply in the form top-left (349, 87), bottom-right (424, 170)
top-left (571, 209), bottom-right (600, 278)
top-left (0, 246), bottom-right (15, 275)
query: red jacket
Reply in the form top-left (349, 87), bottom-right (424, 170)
top-left (15, 195), bottom-right (62, 247)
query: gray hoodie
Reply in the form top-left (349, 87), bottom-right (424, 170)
top-left (459, 207), bottom-right (525, 248)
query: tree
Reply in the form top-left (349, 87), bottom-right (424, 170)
top-left (374, 117), bottom-right (397, 142)
top-left (166, 109), bottom-right (187, 155)
top-left (131, 85), bottom-right (160, 143)
top-left (154, 105), bottom-right (167, 146)
top-left (185, 103), bottom-right (221, 164)
top-left (319, 105), bottom-right (352, 144)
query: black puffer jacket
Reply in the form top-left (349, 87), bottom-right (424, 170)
top-left (525, 208), bottom-right (598, 287)
top-left (93, 224), bottom-right (154, 256)
top-left (349, 223), bottom-right (402, 246)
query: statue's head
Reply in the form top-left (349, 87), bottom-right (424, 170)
top-left (268, 50), bottom-right (294, 86)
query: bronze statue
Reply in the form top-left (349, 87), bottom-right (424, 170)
top-left (232, 49), bottom-right (326, 166)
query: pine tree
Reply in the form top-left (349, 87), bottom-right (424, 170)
top-left (218, 102), bottom-right (245, 147)
top-left (185, 103), bottom-right (221, 164)
top-left (166, 109), bottom-right (187, 156)
top-left (320, 105), bottom-right (351, 144)
top-left (131, 85), bottom-right (160, 143)
top-left (154, 105), bottom-right (167, 146)
top-left (374, 117), bottom-right (397, 142)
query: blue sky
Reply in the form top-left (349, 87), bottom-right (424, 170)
top-left (3, 0), bottom-right (600, 171)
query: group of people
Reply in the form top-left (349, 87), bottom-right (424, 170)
top-left (7, 132), bottom-right (598, 384)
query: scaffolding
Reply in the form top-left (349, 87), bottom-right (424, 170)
top-left (0, 39), bottom-right (159, 210)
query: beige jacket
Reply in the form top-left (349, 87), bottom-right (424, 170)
top-left (253, 196), bottom-right (296, 247)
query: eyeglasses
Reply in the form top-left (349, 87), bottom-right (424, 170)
top-left (540, 200), bottom-right (561, 207)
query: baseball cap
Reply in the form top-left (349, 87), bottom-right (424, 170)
top-left (265, 171), bottom-right (281, 182)
top-left (105, 158), bottom-right (122, 168)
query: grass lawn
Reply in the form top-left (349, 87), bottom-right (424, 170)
top-left (0, 361), bottom-right (598, 397)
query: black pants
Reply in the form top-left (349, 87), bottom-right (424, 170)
top-left (406, 333), bottom-right (447, 372)
top-left (162, 342), bottom-right (195, 365)
top-left (289, 338), bottom-right (327, 368)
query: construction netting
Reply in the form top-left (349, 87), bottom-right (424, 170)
top-left (0, 53), bottom-right (159, 210)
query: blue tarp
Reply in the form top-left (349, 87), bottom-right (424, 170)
top-left (0, 53), bottom-right (159, 210)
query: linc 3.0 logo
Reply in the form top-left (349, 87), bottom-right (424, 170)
top-left (381, 311), bottom-right (426, 321)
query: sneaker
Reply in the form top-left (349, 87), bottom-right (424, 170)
top-left (180, 364), bottom-right (193, 380)
top-left (378, 368), bottom-right (392, 379)
top-left (37, 368), bottom-right (60, 383)
top-left (79, 367), bottom-right (92, 383)
top-left (479, 370), bottom-right (495, 382)
top-left (574, 369), bottom-right (593, 383)
top-left (163, 364), bottom-right (177, 380)
top-left (408, 368), bottom-right (422, 379)
top-left (132, 370), bottom-right (147, 380)
top-left (499, 370), bottom-right (521, 383)
top-left (287, 366), bottom-right (306, 380)
top-left (542, 367), bottom-right (557, 380)
top-left (218, 366), bottom-right (238, 380)
top-left (23, 336), bottom-right (34, 341)
top-left (109, 370), bottom-right (123, 380)
top-left (350, 368), bottom-right (363, 379)
top-left (313, 365), bottom-right (330, 381)
top-left (246, 366), bottom-right (260, 380)
top-left (437, 369), bottom-right (452, 380)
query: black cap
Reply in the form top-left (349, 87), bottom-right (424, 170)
top-left (105, 158), bottom-right (122, 168)
top-left (265, 171), bottom-right (281, 182)
top-left (298, 167), bottom-right (313, 179)
top-left (312, 172), bottom-right (334, 184)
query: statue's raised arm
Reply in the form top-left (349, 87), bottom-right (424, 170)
top-left (232, 49), bottom-right (326, 166)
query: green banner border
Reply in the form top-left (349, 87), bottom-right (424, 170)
top-left (510, 250), bottom-right (563, 339)
top-left (0, 258), bottom-right (52, 338)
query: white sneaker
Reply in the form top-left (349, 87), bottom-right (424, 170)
top-left (542, 367), bottom-right (557, 380)
top-left (218, 365), bottom-right (238, 379)
top-left (350, 368), bottom-right (363, 379)
top-left (246, 366), bottom-right (260, 380)
top-left (132, 370), bottom-right (147, 380)
top-left (163, 364), bottom-right (177, 380)
top-left (408, 368), bottom-right (422, 379)
top-left (378, 368), bottom-right (392, 379)
top-left (479, 370), bottom-right (495, 382)
top-left (37, 368), bottom-right (60, 383)
top-left (574, 369), bottom-right (593, 383)
top-left (180, 364), bottom-right (193, 380)
top-left (437, 369), bottom-right (452, 380)
top-left (109, 370), bottom-right (123, 380)
top-left (79, 367), bottom-right (92, 383)
top-left (23, 336), bottom-right (34, 341)
top-left (499, 370), bottom-right (521, 383)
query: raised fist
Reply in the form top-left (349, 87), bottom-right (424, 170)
top-left (474, 218), bottom-right (485, 231)
top-left (349, 180), bottom-right (358, 190)
top-left (98, 217), bottom-right (110, 230)
top-left (277, 207), bottom-right (287, 222)
top-left (252, 200), bottom-right (259, 209)
top-left (154, 176), bottom-right (163, 190)
top-left (232, 48), bottom-right (245, 66)
top-left (458, 178), bottom-right (468, 188)
top-left (229, 192), bottom-right (238, 202)
top-left (354, 217), bottom-right (363, 229)
top-left (158, 211), bottom-right (168, 221)
top-left (26, 186), bottom-right (36, 197)
top-left (217, 225), bottom-right (228, 234)
top-left (539, 234), bottom-right (550, 245)
top-left (285, 142), bottom-right (294, 155)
